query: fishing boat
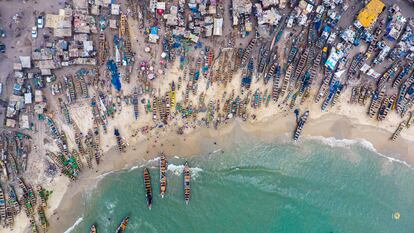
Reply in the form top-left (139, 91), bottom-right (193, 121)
top-left (183, 162), bottom-right (190, 205)
top-left (132, 88), bottom-right (139, 120)
top-left (391, 121), bottom-right (406, 141)
top-left (0, 187), bottom-right (6, 220)
top-left (8, 185), bottom-right (20, 214)
top-left (114, 128), bottom-right (125, 152)
top-left (159, 153), bottom-right (167, 198)
top-left (143, 168), bottom-right (153, 209)
top-left (38, 206), bottom-right (48, 231)
top-left (115, 216), bottom-right (129, 233)
top-left (90, 224), bottom-right (96, 233)
top-left (30, 218), bottom-right (38, 233)
top-left (293, 110), bottom-right (309, 141)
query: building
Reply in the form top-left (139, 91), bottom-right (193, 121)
top-left (385, 5), bottom-right (406, 41)
top-left (261, 0), bottom-right (278, 9)
top-left (19, 56), bottom-right (31, 69)
top-left (111, 4), bottom-right (120, 15)
top-left (24, 93), bottom-right (32, 105)
top-left (5, 119), bottom-right (16, 128)
top-left (325, 48), bottom-right (343, 70)
top-left (255, 4), bottom-right (282, 26)
top-left (355, 0), bottom-right (385, 28)
top-left (232, 0), bottom-right (253, 25)
top-left (213, 18), bottom-right (223, 36)
top-left (35, 90), bottom-right (43, 103)
top-left (20, 114), bottom-right (30, 129)
top-left (45, 8), bottom-right (73, 37)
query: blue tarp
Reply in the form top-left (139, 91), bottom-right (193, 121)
top-left (408, 85), bottom-right (414, 96)
top-left (113, 35), bottom-right (119, 47)
top-left (242, 76), bottom-right (252, 87)
top-left (194, 71), bottom-right (200, 81)
top-left (314, 20), bottom-right (322, 31)
top-left (202, 66), bottom-right (209, 73)
top-left (151, 27), bottom-right (158, 35)
top-left (194, 42), bottom-right (203, 49)
top-left (107, 60), bottom-right (121, 91)
top-left (77, 68), bottom-right (88, 76)
top-left (114, 128), bottom-right (120, 136)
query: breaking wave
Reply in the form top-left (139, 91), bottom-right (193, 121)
top-left (306, 136), bottom-right (413, 169)
top-left (96, 171), bottom-right (115, 180)
top-left (128, 165), bottom-right (140, 171)
top-left (64, 217), bottom-right (83, 233)
top-left (167, 163), bottom-right (203, 178)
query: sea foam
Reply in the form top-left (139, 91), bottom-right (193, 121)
top-left (128, 165), bottom-right (140, 171)
top-left (64, 217), bottom-right (83, 233)
top-left (167, 164), bottom-right (203, 177)
top-left (96, 171), bottom-right (114, 180)
top-left (306, 136), bottom-right (413, 169)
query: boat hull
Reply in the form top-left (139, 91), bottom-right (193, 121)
top-left (183, 162), bottom-right (191, 204)
top-left (160, 154), bottom-right (168, 198)
top-left (144, 168), bottom-right (153, 209)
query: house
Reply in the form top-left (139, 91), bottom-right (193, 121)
top-left (111, 4), bottom-right (120, 15)
top-left (24, 93), bottom-right (32, 105)
top-left (213, 18), bottom-right (223, 36)
top-left (19, 56), bottom-right (31, 69)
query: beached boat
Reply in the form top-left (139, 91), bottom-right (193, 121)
top-left (90, 224), bottom-right (97, 233)
top-left (38, 206), bottom-right (48, 231)
top-left (159, 153), bottom-right (167, 198)
top-left (132, 88), bottom-right (139, 120)
top-left (391, 121), bottom-right (406, 141)
top-left (30, 218), bottom-right (38, 233)
top-left (143, 168), bottom-right (153, 209)
top-left (0, 187), bottom-right (6, 220)
top-left (115, 216), bottom-right (129, 233)
top-left (114, 128), bottom-right (126, 152)
top-left (294, 110), bottom-right (309, 141)
top-left (8, 185), bottom-right (20, 214)
top-left (183, 162), bottom-right (191, 205)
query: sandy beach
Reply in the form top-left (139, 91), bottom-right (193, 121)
top-left (44, 101), bottom-right (414, 232)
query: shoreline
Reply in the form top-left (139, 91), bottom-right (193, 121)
top-left (48, 110), bottom-right (414, 233)
top-left (1, 0), bottom-right (413, 231)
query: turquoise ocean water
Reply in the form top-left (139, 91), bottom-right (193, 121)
top-left (66, 137), bottom-right (414, 233)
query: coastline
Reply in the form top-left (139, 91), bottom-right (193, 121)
top-left (47, 109), bottom-right (414, 233)
top-left (2, 0), bottom-right (414, 230)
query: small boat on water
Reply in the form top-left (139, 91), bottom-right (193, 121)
top-left (143, 168), bottom-right (153, 209)
top-left (90, 224), bottom-right (96, 233)
top-left (159, 153), bottom-right (167, 198)
top-left (183, 162), bottom-right (190, 205)
top-left (115, 217), bottom-right (129, 233)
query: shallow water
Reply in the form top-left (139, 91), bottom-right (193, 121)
top-left (66, 137), bottom-right (414, 233)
